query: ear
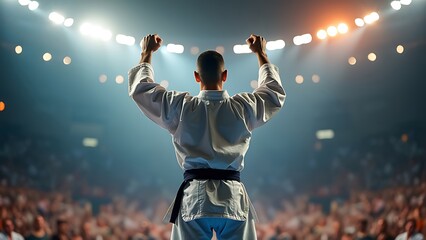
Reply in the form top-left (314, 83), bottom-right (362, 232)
top-left (194, 71), bottom-right (201, 83)
top-left (221, 70), bottom-right (228, 83)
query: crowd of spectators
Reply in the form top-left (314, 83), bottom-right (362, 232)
top-left (0, 129), bottom-right (425, 239)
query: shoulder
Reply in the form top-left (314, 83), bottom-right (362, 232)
top-left (12, 232), bottom-right (25, 240)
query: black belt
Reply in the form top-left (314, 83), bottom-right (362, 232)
top-left (169, 168), bottom-right (241, 223)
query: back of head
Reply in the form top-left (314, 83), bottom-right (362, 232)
top-left (196, 50), bottom-right (225, 86)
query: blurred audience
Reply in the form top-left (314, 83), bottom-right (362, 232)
top-left (0, 129), bottom-right (425, 239)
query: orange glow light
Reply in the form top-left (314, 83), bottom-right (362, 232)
top-left (0, 101), bottom-right (5, 111)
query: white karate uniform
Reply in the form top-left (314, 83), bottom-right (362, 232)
top-left (128, 62), bottom-right (285, 239)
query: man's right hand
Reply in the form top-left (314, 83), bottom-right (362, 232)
top-left (246, 34), bottom-right (270, 67)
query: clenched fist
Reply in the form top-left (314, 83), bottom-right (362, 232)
top-left (140, 34), bottom-right (163, 54)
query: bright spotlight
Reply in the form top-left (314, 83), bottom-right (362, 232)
top-left (293, 34), bottom-right (311, 46)
top-left (79, 22), bottom-right (112, 41)
top-left (355, 18), bottom-right (365, 27)
top-left (396, 45), bottom-right (404, 54)
top-left (18, 0), bottom-right (30, 6)
top-left (15, 45), bottom-right (23, 54)
top-left (348, 57), bottom-right (357, 65)
top-left (166, 43), bottom-right (184, 54)
top-left (63, 56), bottom-right (72, 65)
top-left (400, 0), bottom-right (412, 5)
top-left (391, 1), bottom-right (402, 10)
top-left (368, 53), bottom-right (377, 61)
top-left (116, 34), bottom-right (135, 46)
top-left (64, 18), bottom-right (74, 27)
top-left (364, 12), bottom-right (379, 24)
top-left (266, 39), bottom-right (285, 50)
top-left (317, 30), bottom-right (327, 40)
top-left (327, 26), bottom-right (338, 37)
top-left (0, 101), bottom-right (5, 112)
top-left (337, 23), bottom-right (349, 34)
top-left (233, 44), bottom-right (251, 54)
top-left (43, 53), bottom-right (52, 61)
top-left (28, 1), bottom-right (38, 10)
top-left (295, 75), bottom-right (304, 84)
top-left (49, 12), bottom-right (65, 25)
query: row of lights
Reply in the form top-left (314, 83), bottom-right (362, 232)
top-left (12, 43), bottom-right (406, 86)
top-left (13, 0), bottom-right (414, 56)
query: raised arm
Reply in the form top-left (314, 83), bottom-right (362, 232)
top-left (246, 34), bottom-right (270, 67)
top-left (139, 34), bottom-right (162, 64)
top-left (129, 34), bottom-right (188, 133)
top-left (232, 34), bottom-right (286, 131)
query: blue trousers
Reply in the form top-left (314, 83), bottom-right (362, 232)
top-left (170, 214), bottom-right (257, 240)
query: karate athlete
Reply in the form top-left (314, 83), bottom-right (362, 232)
top-left (128, 34), bottom-right (286, 240)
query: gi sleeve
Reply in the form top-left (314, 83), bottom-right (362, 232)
top-left (128, 63), bottom-right (189, 134)
top-left (232, 63), bottom-right (286, 131)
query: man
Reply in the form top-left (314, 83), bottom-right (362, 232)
top-left (128, 34), bottom-right (285, 240)
top-left (25, 215), bottom-right (49, 240)
top-left (395, 219), bottom-right (424, 240)
top-left (0, 219), bottom-right (24, 240)
top-left (50, 219), bottom-right (70, 240)
top-left (355, 219), bottom-right (374, 240)
top-left (374, 218), bottom-right (393, 240)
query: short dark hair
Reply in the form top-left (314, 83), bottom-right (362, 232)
top-left (196, 50), bottom-right (225, 86)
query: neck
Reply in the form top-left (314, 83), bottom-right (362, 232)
top-left (201, 84), bottom-right (222, 91)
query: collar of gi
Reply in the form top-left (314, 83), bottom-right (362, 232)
top-left (197, 90), bottom-right (229, 100)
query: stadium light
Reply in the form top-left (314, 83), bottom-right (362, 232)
top-left (348, 57), bottom-right (357, 65)
top-left (266, 39), bottom-right (285, 50)
top-left (295, 75), bottom-right (304, 84)
top-left (116, 34), bottom-right (135, 46)
top-left (391, 1), bottom-right (402, 10)
top-left (115, 75), bottom-right (124, 84)
top-left (43, 53), bottom-right (52, 61)
top-left (63, 56), bottom-right (72, 65)
top-left (83, 138), bottom-right (98, 148)
top-left (337, 23), bottom-right (349, 34)
top-left (368, 52), bottom-right (377, 61)
top-left (233, 44), bottom-right (251, 54)
top-left (327, 26), bottom-right (338, 37)
top-left (190, 46), bottom-right (200, 55)
top-left (364, 12), bottom-right (380, 24)
top-left (396, 45), bottom-right (404, 54)
top-left (80, 22), bottom-right (112, 41)
top-left (18, 0), bottom-right (30, 6)
top-left (400, 0), bottom-right (412, 5)
top-left (166, 43), bottom-right (184, 54)
top-left (316, 129), bottom-right (335, 140)
top-left (317, 29), bottom-right (327, 40)
top-left (355, 18), bottom-right (365, 27)
top-left (63, 18), bottom-right (74, 27)
top-left (28, 1), bottom-right (38, 10)
top-left (15, 45), bottom-right (23, 54)
top-left (49, 12), bottom-right (65, 24)
top-left (0, 101), bottom-right (5, 112)
top-left (293, 34), bottom-right (311, 46)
